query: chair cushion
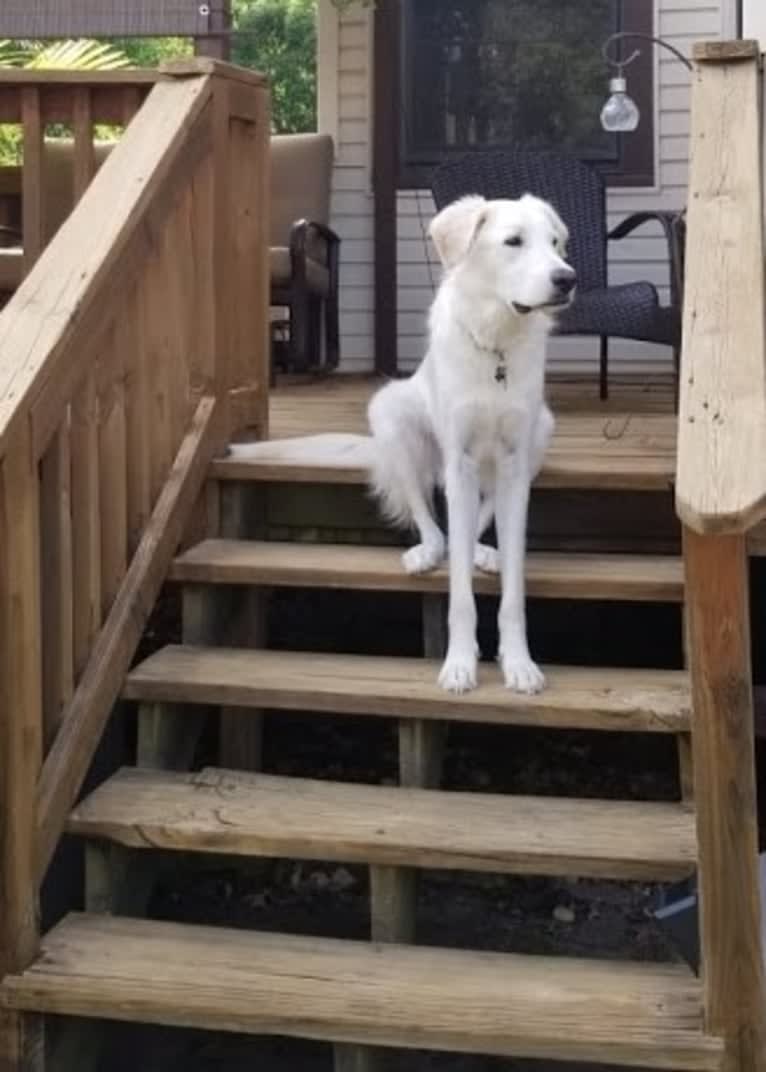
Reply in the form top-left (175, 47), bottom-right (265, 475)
top-left (269, 246), bottom-right (330, 296)
top-left (556, 282), bottom-right (680, 346)
top-left (270, 134), bottom-right (334, 248)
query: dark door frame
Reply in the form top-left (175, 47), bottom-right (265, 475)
top-left (372, 0), bottom-right (400, 376)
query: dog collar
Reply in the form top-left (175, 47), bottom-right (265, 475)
top-left (457, 321), bottom-right (508, 386)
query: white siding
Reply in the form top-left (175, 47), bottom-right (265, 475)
top-left (744, 0), bottom-right (766, 47)
top-left (318, 1), bottom-right (375, 371)
top-left (319, 0), bottom-right (738, 374)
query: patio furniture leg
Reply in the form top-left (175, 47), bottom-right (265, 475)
top-left (309, 294), bottom-right (323, 371)
top-left (673, 345), bottom-right (681, 412)
top-left (599, 336), bottom-right (609, 400)
top-left (326, 288), bottom-right (340, 370)
top-left (288, 287), bottom-right (311, 372)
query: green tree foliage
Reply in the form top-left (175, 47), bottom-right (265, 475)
top-left (113, 37), bottom-right (192, 68)
top-left (113, 1), bottom-right (319, 133)
top-left (232, 0), bottom-right (317, 132)
top-left (0, 37), bottom-right (129, 69)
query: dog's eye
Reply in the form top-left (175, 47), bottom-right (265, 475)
top-left (552, 237), bottom-right (559, 248)
top-left (505, 235), bottom-right (523, 248)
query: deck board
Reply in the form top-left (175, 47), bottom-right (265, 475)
top-left (123, 646), bottom-right (692, 734)
top-left (231, 375), bottom-right (678, 492)
top-left (1, 913), bottom-right (724, 1069)
top-left (67, 766), bottom-right (697, 882)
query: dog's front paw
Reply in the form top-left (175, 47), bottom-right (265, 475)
top-left (474, 543), bottom-right (500, 574)
top-left (438, 651), bottom-right (478, 694)
top-left (402, 538), bottom-right (445, 574)
top-left (500, 651), bottom-right (545, 694)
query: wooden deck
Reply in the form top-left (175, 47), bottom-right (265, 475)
top-left (265, 373), bottom-right (678, 492)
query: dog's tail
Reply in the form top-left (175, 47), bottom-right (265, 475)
top-left (367, 380), bottom-right (436, 531)
top-left (368, 452), bottom-right (418, 530)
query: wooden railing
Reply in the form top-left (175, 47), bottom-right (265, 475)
top-left (0, 59), bottom-right (270, 1050)
top-left (676, 41), bottom-right (766, 1072)
top-left (0, 69), bottom-right (161, 276)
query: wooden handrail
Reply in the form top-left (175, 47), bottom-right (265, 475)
top-left (0, 63), bottom-right (270, 1057)
top-left (0, 75), bottom-right (213, 460)
top-left (675, 42), bottom-right (766, 535)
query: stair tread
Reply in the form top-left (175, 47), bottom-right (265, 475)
top-left (213, 433), bottom-right (675, 491)
top-left (1, 913), bottom-right (722, 1069)
top-left (124, 646), bottom-right (691, 733)
top-left (171, 540), bottom-right (684, 602)
top-left (68, 766), bottom-right (696, 882)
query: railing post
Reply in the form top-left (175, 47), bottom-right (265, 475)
top-left (0, 424), bottom-right (44, 1069)
top-left (684, 527), bottom-right (766, 1071)
top-left (209, 68), bottom-right (270, 441)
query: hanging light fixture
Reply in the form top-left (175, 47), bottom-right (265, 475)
top-left (600, 31), bottom-right (692, 133)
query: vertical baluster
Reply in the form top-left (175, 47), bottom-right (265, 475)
top-left (0, 424), bottom-right (44, 1069)
top-left (124, 283), bottom-right (151, 555)
top-left (21, 87), bottom-right (44, 276)
top-left (71, 371), bottom-right (101, 678)
top-left (40, 421), bottom-right (74, 750)
top-left (140, 251), bottom-right (173, 503)
top-left (72, 87), bottom-right (96, 204)
top-left (121, 86), bottom-right (142, 129)
top-left (188, 147), bottom-right (215, 405)
top-left (97, 338), bottom-right (128, 617)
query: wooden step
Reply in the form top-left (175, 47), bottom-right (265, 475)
top-left (68, 766), bottom-right (696, 882)
top-left (171, 539), bottom-right (684, 602)
top-left (212, 432), bottom-right (676, 491)
top-left (1, 914), bottom-right (722, 1069)
top-left (124, 646), bottom-right (691, 734)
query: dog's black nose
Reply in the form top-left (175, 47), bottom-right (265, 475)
top-left (552, 268), bottom-right (577, 295)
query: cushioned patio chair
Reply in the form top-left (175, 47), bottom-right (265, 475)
top-left (271, 133), bottom-right (340, 374)
top-left (431, 150), bottom-right (684, 399)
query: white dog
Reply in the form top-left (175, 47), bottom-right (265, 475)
top-left (368, 194), bottom-right (575, 694)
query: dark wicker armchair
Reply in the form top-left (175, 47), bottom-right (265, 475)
top-left (431, 151), bottom-right (684, 399)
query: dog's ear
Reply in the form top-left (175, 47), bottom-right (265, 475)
top-left (429, 195), bottom-right (488, 269)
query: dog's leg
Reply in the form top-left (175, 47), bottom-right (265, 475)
top-left (400, 488), bottom-right (446, 575)
top-left (530, 403), bottom-right (555, 478)
top-left (495, 445), bottom-right (544, 694)
top-left (474, 494), bottom-right (499, 573)
top-left (478, 406), bottom-right (552, 580)
top-left (439, 452), bottom-right (481, 693)
top-left (368, 383), bottom-right (446, 573)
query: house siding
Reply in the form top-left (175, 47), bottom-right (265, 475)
top-left (318, 0), bottom-right (738, 374)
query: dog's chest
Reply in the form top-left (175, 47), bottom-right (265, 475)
top-left (446, 388), bottom-right (535, 463)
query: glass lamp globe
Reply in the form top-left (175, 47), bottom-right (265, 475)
top-left (600, 76), bottom-right (640, 132)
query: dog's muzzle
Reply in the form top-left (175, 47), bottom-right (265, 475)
top-left (513, 268), bottom-right (577, 315)
top-left (512, 293), bottom-right (575, 315)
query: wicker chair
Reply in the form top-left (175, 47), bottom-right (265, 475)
top-left (431, 151), bottom-right (685, 399)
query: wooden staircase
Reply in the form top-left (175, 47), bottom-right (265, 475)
top-left (3, 445), bottom-right (721, 1070)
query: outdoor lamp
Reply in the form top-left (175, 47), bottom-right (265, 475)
top-left (600, 31), bottom-right (692, 132)
top-left (601, 74), bottom-right (640, 132)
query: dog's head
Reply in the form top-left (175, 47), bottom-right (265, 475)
top-left (428, 194), bottom-right (576, 316)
